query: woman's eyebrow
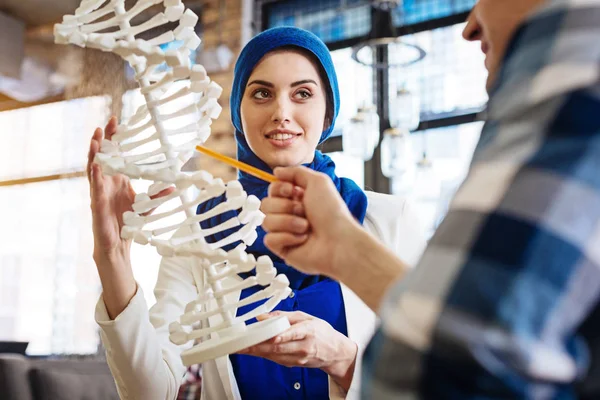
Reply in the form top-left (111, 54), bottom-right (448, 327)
top-left (291, 79), bottom-right (317, 87)
top-left (246, 79), bottom-right (318, 88)
top-left (247, 80), bottom-right (273, 87)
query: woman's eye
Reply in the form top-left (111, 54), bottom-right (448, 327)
top-left (295, 90), bottom-right (312, 99)
top-left (252, 89), bottom-right (270, 99)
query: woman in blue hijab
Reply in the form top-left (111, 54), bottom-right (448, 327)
top-left (196, 27), bottom-right (426, 399)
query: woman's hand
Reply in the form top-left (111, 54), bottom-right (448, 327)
top-left (88, 117), bottom-right (175, 262)
top-left (88, 116), bottom-right (174, 318)
top-left (239, 311), bottom-right (358, 391)
top-left (88, 117), bottom-right (135, 264)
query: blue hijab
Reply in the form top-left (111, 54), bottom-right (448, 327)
top-left (198, 27), bottom-right (368, 287)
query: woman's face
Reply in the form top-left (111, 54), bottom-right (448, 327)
top-left (240, 50), bottom-right (328, 169)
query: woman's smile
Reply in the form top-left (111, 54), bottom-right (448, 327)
top-left (265, 128), bottom-right (302, 148)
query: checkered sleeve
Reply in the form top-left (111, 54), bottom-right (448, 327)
top-left (362, 1), bottom-right (600, 398)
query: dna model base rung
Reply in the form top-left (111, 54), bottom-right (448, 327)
top-left (180, 316), bottom-right (290, 366)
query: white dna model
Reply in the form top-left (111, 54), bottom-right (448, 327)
top-left (54, 0), bottom-right (291, 365)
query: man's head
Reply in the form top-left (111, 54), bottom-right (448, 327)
top-left (463, 0), bottom-right (547, 90)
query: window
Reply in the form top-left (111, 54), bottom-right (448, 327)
top-left (329, 47), bottom-right (374, 137)
top-left (393, 0), bottom-right (475, 26)
top-left (392, 122), bottom-right (483, 236)
top-left (267, 0), bottom-right (371, 43)
top-left (388, 23), bottom-right (487, 235)
top-left (264, 0), bottom-right (478, 44)
top-left (389, 23), bottom-right (487, 121)
top-left (0, 96), bottom-right (110, 355)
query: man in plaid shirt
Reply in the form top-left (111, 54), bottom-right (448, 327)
top-left (260, 0), bottom-right (600, 398)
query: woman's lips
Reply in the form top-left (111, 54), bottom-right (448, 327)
top-left (265, 133), bottom-right (300, 148)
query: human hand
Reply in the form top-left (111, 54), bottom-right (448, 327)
top-left (261, 166), bottom-right (361, 278)
top-left (88, 117), bottom-right (174, 266)
top-left (238, 311), bottom-right (357, 387)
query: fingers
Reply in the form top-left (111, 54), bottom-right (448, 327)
top-left (264, 232), bottom-right (307, 257)
top-left (104, 116), bottom-right (118, 141)
top-left (282, 311), bottom-right (313, 326)
top-left (262, 214), bottom-right (308, 234)
top-left (89, 163), bottom-right (106, 206)
top-left (274, 325), bottom-right (309, 344)
top-left (291, 186), bottom-right (304, 202)
top-left (87, 116), bottom-right (116, 182)
top-left (268, 181), bottom-right (294, 198)
top-left (256, 313), bottom-right (274, 322)
top-left (261, 197), bottom-right (305, 217)
top-left (241, 321), bottom-right (312, 356)
top-left (267, 181), bottom-right (306, 200)
top-left (247, 340), bottom-right (307, 355)
top-left (140, 186), bottom-right (176, 217)
top-left (273, 166), bottom-right (317, 189)
top-left (87, 128), bottom-right (103, 181)
top-left (149, 186), bottom-right (176, 200)
top-left (260, 311), bottom-right (312, 326)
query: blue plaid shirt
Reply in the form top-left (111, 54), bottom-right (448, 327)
top-left (363, 0), bottom-right (600, 398)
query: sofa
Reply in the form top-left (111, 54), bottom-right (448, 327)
top-left (0, 353), bottom-right (119, 400)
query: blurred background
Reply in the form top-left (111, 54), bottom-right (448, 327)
top-left (0, 0), bottom-right (486, 358)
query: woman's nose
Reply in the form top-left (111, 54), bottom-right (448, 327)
top-left (271, 99), bottom-right (291, 124)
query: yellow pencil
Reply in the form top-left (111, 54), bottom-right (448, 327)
top-left (195, 145), bottom-right (277, 183)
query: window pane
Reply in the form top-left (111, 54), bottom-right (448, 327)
top-left (389, 23), bottom-right (488, 122)
top-left (0, 96), bottom-right (109, 355)
top-left (0, 97), bottom-right (110, 180)
top-left (392, 122), bottom-right (483, 237)
top-left (330, 47), bottom-right (374, 137)
top-left (0, 178), bottom-right (99, 355)
top-left (393, 0), bottom-right (476, 26)
top-left (268, 0), bottom-right (370, 42)
top-left (266, 0), bottom-right (477, 42)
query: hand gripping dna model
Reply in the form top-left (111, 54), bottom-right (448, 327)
top-left (54, 0), bottom-right (291, 365)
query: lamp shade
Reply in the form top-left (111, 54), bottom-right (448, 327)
top-left (390, 86), bottom-right (420, 131)
top-left (380, 127), bottom-right (412, 178)
top-left (343, 105), bottom-right (380, 161)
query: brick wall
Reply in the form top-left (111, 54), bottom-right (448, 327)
top-left (192, 0), bottom-right (242, 182)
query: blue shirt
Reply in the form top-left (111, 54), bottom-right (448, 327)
top-left (230, 277), bottom-right (348, 399)
top-left (363, 0), bottom-right (600, 398)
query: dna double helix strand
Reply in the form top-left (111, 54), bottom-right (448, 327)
top-left (54, 0), bottom-right (291, 365)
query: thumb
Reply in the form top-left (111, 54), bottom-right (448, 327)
top-left (256, 313), bottom-right (274, 321)
top-left (273, 166), bottom-right (316, 190)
